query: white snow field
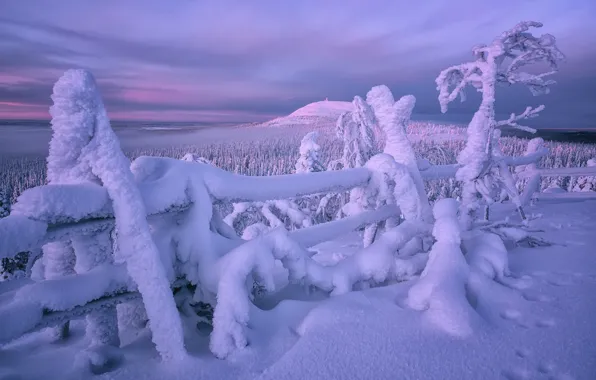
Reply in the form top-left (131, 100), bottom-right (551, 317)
top-left (2, 21), bottom-right (596, 380)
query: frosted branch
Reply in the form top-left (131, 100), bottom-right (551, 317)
top-left (494, 105), bottom-right (545, 133)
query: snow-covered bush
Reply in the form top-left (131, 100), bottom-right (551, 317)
top-left (436, 21), bottom-right (565, 228)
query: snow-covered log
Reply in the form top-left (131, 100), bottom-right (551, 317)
top-left (0, 263), bottom-right (131, 344)
top-left (132, 155), bottom-right (371, 205)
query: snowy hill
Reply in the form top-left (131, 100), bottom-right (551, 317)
top-left (254, 100), bottom-right (353, 128)
top-left (288, 101), bottom-right (353, 118)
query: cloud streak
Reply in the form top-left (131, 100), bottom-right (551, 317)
top-left (0, 0), bottom-right (595, 128)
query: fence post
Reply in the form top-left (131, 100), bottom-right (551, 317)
top-left (519, 137), bottom-right (545, 206)
top-left (71, 231), bottom-right (120, 348)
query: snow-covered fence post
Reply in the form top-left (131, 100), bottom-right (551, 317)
top-left (519, 137), bottom-right (545, 205)
top-left (40, 75), bottom-right (105, 339)
top-left (435, 21), bottom-right (565, 229)
top-left (45, 70), bottom-right (124, 353)
top-left (49, 69), bottom-right (185, 361)
top-left (406, 198), bottom-right (476, 336)
top-left (40, 241), bottom-right (76, 340)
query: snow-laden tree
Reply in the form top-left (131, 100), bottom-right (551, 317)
top-left (334, 96), bottom-right (382, 243)
top-left (49, 69), bottom-right (185, 361)
top-left (573, 158), bottom-right (596, 192)
top-left (295, 131), bottom-right (325, 174)
top-left (224, 132), bottom-right (321, 235)
top-left (181, 153), bottom-right (213, 165)
top-left (336, 96), bottom-right (378, 169)
top-left (366, 86), bottom-right (432, 224)
top-left (435, 21), bottom-right (565, 228)
top-left (0, 189), bottom-right (9, 218)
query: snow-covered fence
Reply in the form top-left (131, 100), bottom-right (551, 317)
top-left (0, 70), bottom-right (420, 365)
top-left (518, 165), bottom-right (596, 204)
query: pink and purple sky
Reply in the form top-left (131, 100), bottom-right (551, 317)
top-left (1, 0), bottom-right (595, 128)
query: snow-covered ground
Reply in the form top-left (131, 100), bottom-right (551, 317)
top-left (1, 199), bottom-right (595, 380)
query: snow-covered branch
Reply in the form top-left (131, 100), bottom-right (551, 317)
top-left (494, 105), bottom-right (545, 133)
top-left (210, 219), bottom-right (430, 358)
top-left (435, 62), bottom-right (486, 113)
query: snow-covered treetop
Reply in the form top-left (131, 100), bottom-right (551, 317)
top-left (436, 21), bottom-right (565, 113)
top-left (295, 131), bottom-right (324, 173)
top-left (181, 153), bottom-right (212, 165)
top-left (47, 69), bottom-right (102, 184)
